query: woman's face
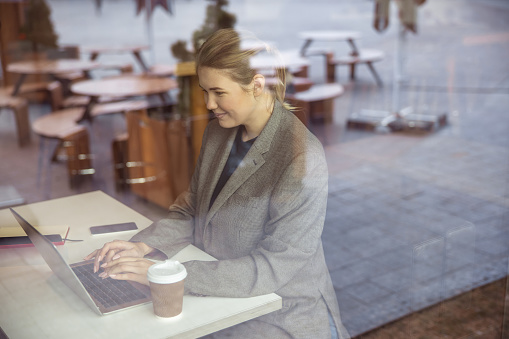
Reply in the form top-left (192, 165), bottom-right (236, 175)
top-left (198, 67), bottom-right (258, 130)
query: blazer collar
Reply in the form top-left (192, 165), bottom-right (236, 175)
top-left (205, 100), bottom-right (285, 225)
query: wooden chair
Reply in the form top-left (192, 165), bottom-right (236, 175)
top-left (31, 108), bottom-right (94, 189)
top-left (327, 49), bottom-right (385, 86)
top-left (0, 94), bottom-right (30, 147)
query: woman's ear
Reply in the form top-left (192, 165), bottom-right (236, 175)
top-left (252, 74), bottom-right (265, 97)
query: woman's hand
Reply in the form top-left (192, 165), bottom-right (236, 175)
top-left (84, 240), bottom-right (154, 273)
top-left (99, 257), bottom-right (156, 286)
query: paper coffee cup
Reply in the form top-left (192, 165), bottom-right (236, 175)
top-left (147, 260), bottom-right (187, 318)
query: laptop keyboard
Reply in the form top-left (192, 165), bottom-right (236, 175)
top-left (72, 262), bottom-right (148, 309)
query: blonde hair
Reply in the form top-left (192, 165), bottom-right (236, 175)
top-left (195, 28), bottom-right (293, 111)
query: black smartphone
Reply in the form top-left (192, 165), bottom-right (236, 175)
top-left (89, 222), bottom-right (138, 235)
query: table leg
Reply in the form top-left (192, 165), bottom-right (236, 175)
top-left (78, 96), bottom-right (98, 123)
top-left (347, 39), bottom-right (360, 80)
top-left (350, 64), bottom-right (356, 80)
top-left (133, 51), bottom-right (149, 72)
top-left (11, 74), bottom-right (27, 96)
top-left (347, 39), bottom-right (360, 56)
top-left (299, 39), bottom-right (313, 57)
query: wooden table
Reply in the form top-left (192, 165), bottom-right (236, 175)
top-left (7, 59), bottom-right (101, 96)
top-left (71, 75), bottom-right (178, 121)
top-left (0, 191), bottom-right (282, 339)
top-left (82, 45), bottom-right (150, 72)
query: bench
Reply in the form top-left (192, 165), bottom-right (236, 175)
top-left (286, 83), bottom-right (344, 125)
top-left (148, 64), bottom-right (175, 77)
top-left (265, 77), bottom-right (314, 94)
top-left (0, 94), bottom-right (30, 147)
top-left (327, 49), bottom-right (384, 86)
top-left (1, 81), bottom-right (64, 111)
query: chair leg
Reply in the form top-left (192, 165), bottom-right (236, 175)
top-left (36, 136), bottom-right (46, 188)
top-left (50, 141), bottom-right (64, 162)
top-left (37, 136), bottom-right (54, 199)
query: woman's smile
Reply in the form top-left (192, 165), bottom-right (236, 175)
top-left (214, 111), bottom-right (227, 119)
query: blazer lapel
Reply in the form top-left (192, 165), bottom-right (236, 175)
top-left (201, 126), bottom-right (238, 216)
top-left (205, 101), bottom-right (285, 226)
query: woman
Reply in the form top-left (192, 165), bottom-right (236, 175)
top-left (85, 28), bottom-right (349, 339)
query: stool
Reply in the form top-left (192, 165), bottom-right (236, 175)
top-left (0, 95), bottom-right (31, 147)
top-left (328, 49), bottom-right (384, 86)
top-left (32, 108), bottom-right (94, 190)
top-left (287, 83), bottom-right (344, 124)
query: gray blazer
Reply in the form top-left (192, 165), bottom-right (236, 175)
top-left (131, 101), bottom-right (350, 339)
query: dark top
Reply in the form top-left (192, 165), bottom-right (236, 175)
top-left (209, 127), bottom-right (256, 209)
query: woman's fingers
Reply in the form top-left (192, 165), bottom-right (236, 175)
top-left (100, 257), bottom-right (155, 286)
top-left (86, 241), bottom-right (153, 273)
top-left (91, 240), bottom-right (130, 272)
top-left (84, 249), bottom-right (99, 260)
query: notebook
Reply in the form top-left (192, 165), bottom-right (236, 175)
top-left (9, 208), bottom-right (152, 315)
top-left (0, 224), bottom-right (68, 248)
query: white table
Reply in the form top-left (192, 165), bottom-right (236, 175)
top-left (298, 30), bottom-right (362, 57)
top-left (0, 191), bottom-right (281, 339)
top-left (71, 75), bottom-right (178, 121)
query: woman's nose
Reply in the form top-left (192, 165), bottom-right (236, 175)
top-left (206, 95), bottom-right (218, 111)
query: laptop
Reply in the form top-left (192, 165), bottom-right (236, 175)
top-left (9, 208), bottom-right (152, 315)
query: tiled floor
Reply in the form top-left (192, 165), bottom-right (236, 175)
top-left (1, 0), bottom-right (508, 336)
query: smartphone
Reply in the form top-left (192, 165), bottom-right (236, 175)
top-left (89, 222), bottom-right (138, 235)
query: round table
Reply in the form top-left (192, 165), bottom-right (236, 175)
top-left (7, 59), bottom-right (101, 75)
top-left (7, 59), bottom-right (101, 96)
top-left (71, 75), bottom-right (178, 121)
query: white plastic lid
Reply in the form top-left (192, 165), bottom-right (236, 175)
top-left (147, 260), bottom-right (187, 284)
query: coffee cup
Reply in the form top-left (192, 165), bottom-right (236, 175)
top-left (147, 260), bottom-right (187, 318)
